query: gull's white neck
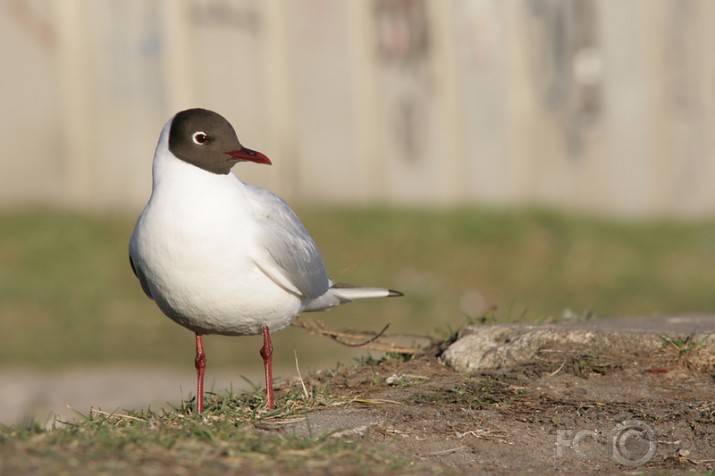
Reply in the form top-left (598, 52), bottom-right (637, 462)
top-left (151, 117), bottom-right (241, 193)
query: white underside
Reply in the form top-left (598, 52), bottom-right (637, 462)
top-left (130, 127), bottom-right (303, 336)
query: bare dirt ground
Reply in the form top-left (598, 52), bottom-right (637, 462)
top-left (276, 316), bottom-right (715, 474)
top-left (2, 316), bottom-right (714, 474)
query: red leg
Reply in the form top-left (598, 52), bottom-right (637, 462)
top-left (194, 333), bottom-right (206, 414)
top-left (259, 325), bottom-right (275, 409)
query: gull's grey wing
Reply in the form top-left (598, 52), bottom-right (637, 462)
top-left (245, 184), bottom-right (329, 299)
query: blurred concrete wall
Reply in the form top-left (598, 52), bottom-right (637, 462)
top-left (1, 0), bottom-right (714, 216)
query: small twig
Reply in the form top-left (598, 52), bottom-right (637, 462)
top-left (292, 318), bottom-right (422, 354)
top-left (424, 446), bottom-right (467, 457)
top-left (546, 361), bottom-right (566, 377)
top-left (456, 428), bottom-right (509, 442)
top-left (89, 408), bottom-right (144, 422)
top-left (294, 350), bottom-right (310, 400)
top-left (401, 374), bottom-right (430, 380)
top-left (350, 398), bottom-right (402, 406)
top-left (335, 323), bottom-right (391, 347)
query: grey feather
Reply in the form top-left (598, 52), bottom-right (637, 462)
top-left (246, 184), bottom-right (330, 299)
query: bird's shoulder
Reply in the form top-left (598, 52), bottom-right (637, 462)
top-left (242, 184), bottom-right (303, 230)
top-left (242, 183), bottom-right (330, 299)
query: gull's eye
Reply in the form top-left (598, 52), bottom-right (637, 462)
top-left (192, 132), bottom-right (208, 145)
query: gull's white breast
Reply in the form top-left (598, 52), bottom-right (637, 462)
top-left (130, 150), bottom-right (302, 336)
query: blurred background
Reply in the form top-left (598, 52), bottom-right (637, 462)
top-left (2, 0), bottom-right (715, 423)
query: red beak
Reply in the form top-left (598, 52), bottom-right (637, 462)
top-left (225, 147), bottom-right (272, 165)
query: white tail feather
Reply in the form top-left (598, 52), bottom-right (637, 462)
top-left (302, 283), bottom-right (402, 312)
top-left (331, 286), bottom-right (394, 300)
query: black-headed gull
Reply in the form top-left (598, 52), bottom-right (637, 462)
top-left (129, 108), bottom-right (402, 412)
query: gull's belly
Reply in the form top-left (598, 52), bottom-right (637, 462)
top-left (145, 244), bottom-right (302, 336)
top-left (133, 190), bottom-right (303, 336)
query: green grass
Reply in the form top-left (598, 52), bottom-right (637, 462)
top-left (1, 207), bottom-right (715, 373)
top-left (0, 383), bottom-right (409, 475)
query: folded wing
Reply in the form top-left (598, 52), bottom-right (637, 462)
top-left (246, 184), bottom-right (330, 300)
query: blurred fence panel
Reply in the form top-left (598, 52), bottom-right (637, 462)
top-left (1, 0), bottom-right (714, 216)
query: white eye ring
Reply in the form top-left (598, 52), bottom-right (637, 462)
top-left (192, 131), bottom-right (208, 145)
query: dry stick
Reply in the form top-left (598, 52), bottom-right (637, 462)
top-left (291, 318), bottom-right (422, 354)
top-left (89, 408), bottom-right (144, 422)
top-left (331, 323), bottom-right (391, 347)
top-left (424, 446), bottom-right (467, 457)
top-left (293, 350), bottom-right (310, 400)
